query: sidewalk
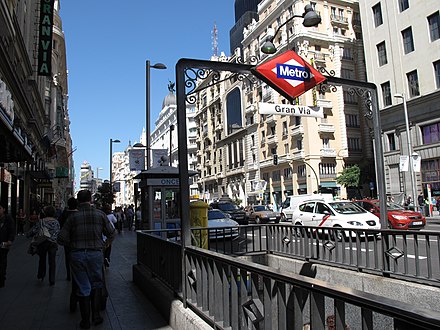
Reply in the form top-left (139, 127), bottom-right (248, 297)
top-left (0, 230), bottom-right (172, 330)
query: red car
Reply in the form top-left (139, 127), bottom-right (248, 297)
top-left (354, 199), bottom-right (426, 230)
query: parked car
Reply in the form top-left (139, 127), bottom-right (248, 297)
top-left (291, 200), bottom-right (380, 240)
top-left (245, 205), bottom-right (281, 224)
top-left (354, 199), bottom-right (426, 230)
top-left (207, 209), bottom-right (239, 239)
top-left (209, 201), bottom-right (248, 225)
top-left (280, 193), bottom-right (333, 221)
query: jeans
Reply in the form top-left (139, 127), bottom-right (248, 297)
top-left (37, 240), bottom-right (58, 283)
top-left (70, 249), bottom-right (104, 297)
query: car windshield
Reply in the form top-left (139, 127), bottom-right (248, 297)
top-left (370, 200), bottom-right (405, 211)
top-left (208, 210), bottom-right (226, 220)
top-left (217, 203), bottom-right (239, 211)
top-left (253, 205), bottom-right (268, 212)
top-left (329, 202), bottom-right (366, 214)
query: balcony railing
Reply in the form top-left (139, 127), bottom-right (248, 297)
top-left (320, 148), bottom-right (336, 157)
top-left (331, 14), bottom-right (348, 24)
top-left (291, 125), bottom-right (304, 137)
top-left (266, 134), bottom-right (278, 145)
top-left (318, 123), bottom-right (335, 134)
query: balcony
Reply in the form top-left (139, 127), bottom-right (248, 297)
top-left (291, 125), bottom-right (304, 137)
top-left (262, 90), bottom-right (273, 102)
top-left (316, 98), bottom-right (333, 109)
top-left (320, 148), bottom-right (336, 158)
top-left (314, 52), bottom-right (326, 64)
top-left (266, 134), bottom-right (278, 145)
top-left (291, 150), bottom-right (305, 160)
top-left (245, 104), bottom-right (257, 114)
top-left (265, 115), bottom-right (275, 124)
top-left (318, 123), bottom-right (335, 134)
top-left (330, 14), bottom-right (348, 26)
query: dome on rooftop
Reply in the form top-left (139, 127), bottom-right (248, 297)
top-left (162, 91), bottom-right (176, 109)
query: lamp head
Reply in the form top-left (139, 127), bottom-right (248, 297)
top-left (152, 63), bottom-right (167, 70)
top-left (303, 4), bottom-right (321, 27)
top-left (260, 37), bottom-right (277, 54)
top-left (113, 139), bottom-right (121, 143)
top-left (133, 143), bottom-right (145, 148)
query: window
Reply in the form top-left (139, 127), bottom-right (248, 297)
top-left (341, 68), bottom-right (353, 79)
top-left (295, 116), bottom-right (301, 126)
top-left (322, 138), bottom-right (330, 148)
top-left (428, 12), bottom-right (440, 42)
top-left (344, 90), bottom-right (357, 104)
top-left (434, 60), bottom-right (440, 89)
top-left (284, 167), bottom-right (292, 179)
top-left (296, 139), bottom-right (303, 150)
top-left (348, 137), bottom-right (361, 151)
top-left (272, 170), bottom-right (281, 182)
top-left (282, 122), bottom-right (288, 136)
top-left (381, 81), bottom-right (392, 106)
top-left (376, 41), bottom-right (388, 66)
top-left (346, 114), bottom-right (359, 127)
top-left (297, 165), bottom-right (306, 177)
top-left (342, 48), bottom-right (353, 60)
top-left (406, 70), bottom-right (420, 97)
top-left (421, 122), bottom-right (440, 144)
top-left (399, 0), bottom-right (409, 12)
top-left (387, 133), bottom-right (396, 151)
top-left (401, 27), bottom-right (415, 54)
top-left (372, 3), bottom-right (383, 27)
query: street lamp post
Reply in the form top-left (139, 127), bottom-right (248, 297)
top-left (260, 4), bottom-right (321, 54)
top-left (395, 93), bottom-right (418, 208)
top-left (109, 138), bottom-right (121, 197)
top-left (169, 124), bottom-right (174, 165)
top-left (96, 167), bottom-right (103, 180)
top-left (146, 60), bottom-right (166, 170)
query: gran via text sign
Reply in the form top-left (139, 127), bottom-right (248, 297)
top-left (259, 102), bottom-right (323, 118)
top-left (37, 0), bottom-right (55, 76)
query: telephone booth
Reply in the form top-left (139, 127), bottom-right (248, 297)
top-left (134, 166), bottom-right (196, 232)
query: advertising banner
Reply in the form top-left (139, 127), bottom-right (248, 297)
top-left (129, 149), bottom-right (145, 171)
top-left (152, 149), bottom-right (169, 167)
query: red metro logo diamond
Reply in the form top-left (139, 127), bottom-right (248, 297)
top-left (252, 50), bottom-right (326, 101)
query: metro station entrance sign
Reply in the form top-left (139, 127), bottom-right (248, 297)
top-left (252, 50), bottom-right (326, 102)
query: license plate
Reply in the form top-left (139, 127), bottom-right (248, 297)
top-left (412, 221), bottom-right (423, 225)
top-left (270, 217), bottom-right (276, 220)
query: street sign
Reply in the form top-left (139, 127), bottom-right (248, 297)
top-left (252, 50), bottom-right (326, 102)
top-left (259, 102), bottom-right (323, 118)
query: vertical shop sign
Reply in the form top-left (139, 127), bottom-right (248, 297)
top-left (37, 0), bottom-right (55, 76)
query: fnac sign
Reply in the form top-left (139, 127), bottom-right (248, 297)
top-left (252, 50), bottom-right (326, 102)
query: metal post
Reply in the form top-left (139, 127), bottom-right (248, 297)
top-left (397, 93), bottom-right (418, 208)
top-left (146, 60), bottom-right (151, 170)
top-left (109, 139), bottom-right (113, 192)
top-left (169, 124), bottom-right (174, 165)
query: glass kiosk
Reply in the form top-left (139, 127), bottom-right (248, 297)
top-left (134, 166), bottom-right (196, 233)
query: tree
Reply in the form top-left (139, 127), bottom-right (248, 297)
top-left (336, 165), bottom-right (362, 198)
top-left (94, 182), bottom-right (115, 208)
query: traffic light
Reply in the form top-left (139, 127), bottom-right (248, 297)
top-left (273, 154), bottom-right (278, 165)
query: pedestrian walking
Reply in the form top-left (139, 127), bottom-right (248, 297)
top-left (29, 209), bottom-right (39, 229)
top-left (27, 205), bottom-right (60, 286)
top-left (58, 197), bottom-right (78, 281)
top-left (102, 203), bottom-right (117, 268)
top-left (16, 208), bottom-right (26, 235)
top-left (0, 202), bottom-right (15, 288)
top-left (418, 192), bottom-right (425, 214)
top-left (57, 190), bottom-right (115, 329)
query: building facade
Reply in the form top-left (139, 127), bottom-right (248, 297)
top-left (359, 1), bottom-right (440, 201)
top-left (195, 0), bottom-right (374, 207)
top-left (0, 0), bottom-right (73, 218)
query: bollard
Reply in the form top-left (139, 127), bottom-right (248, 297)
top-left (190, 201), bottom-right (209, 249)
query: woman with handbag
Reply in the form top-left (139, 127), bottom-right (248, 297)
top-left (27, 205), bottom-right (60, 285)
top-left (0, 202), bottom-right (15, 288)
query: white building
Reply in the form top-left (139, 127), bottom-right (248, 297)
top-left (359, 1), bottom-right (440, 200)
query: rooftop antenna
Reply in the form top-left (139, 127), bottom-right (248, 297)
top-left (212, 22), bottom-right (218, 57)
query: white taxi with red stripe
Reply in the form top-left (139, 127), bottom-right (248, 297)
top-left (291, 200), bottom-right (380, 233)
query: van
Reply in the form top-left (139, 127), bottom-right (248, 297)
top-left (280, 193), bottom-right (333, 221)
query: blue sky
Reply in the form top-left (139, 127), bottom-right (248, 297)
top-left (60, 1), bottom-right (235, 189)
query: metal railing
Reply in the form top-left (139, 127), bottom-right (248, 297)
top-left (136, 228), bottom-right (440, 329)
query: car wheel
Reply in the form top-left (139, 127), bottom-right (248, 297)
top-left (280, 213), bottom-right (287, 222)
top-left (255, 216), bottom-right (261, 224)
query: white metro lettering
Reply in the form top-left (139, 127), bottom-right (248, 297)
top-left (276, 64), bottom-right (311, 81)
